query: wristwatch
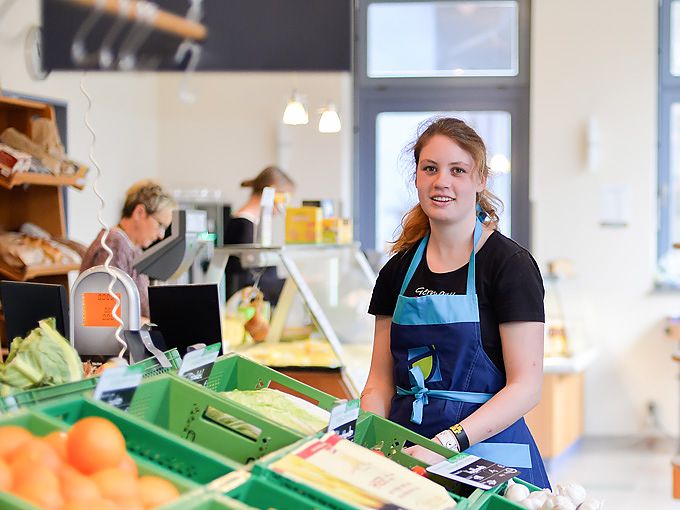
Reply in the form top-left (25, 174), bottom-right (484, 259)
top-left (434, 429), bottom-right (461, 452)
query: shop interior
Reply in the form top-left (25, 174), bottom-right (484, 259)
top-left (0, 0), bottom-right (677, 509)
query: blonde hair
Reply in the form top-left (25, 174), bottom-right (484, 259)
top-left (241, 166), bottom-right (294, 195)
top-left (391, 117), bottom-right (502, 254)
top-left (122, 179), bottom-right (175, 218)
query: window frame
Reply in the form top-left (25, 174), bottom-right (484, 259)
top-left (353, 0), bottom-right (532, 250)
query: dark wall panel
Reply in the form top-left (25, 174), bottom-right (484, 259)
top-left (42, 0), bottom-right (352, 72)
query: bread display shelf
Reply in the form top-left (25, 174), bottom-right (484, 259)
top-left (0, 172), bottom-right (85, 190)
top-left (0, 260), bottom-right (80, 281)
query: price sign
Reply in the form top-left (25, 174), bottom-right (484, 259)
top-left (93, 366), bottom-right (143, 411)
top-left (327, 399), bottom-right (360, 441)
top-left (178, 343), bottom-right (221, 386)
top-left (82, 292), bottom-right (122, 327)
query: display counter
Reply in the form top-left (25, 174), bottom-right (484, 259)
top-left (525, 348), bottom-right (597, 459)
top-left (215, 243), bottom-right (376, 399)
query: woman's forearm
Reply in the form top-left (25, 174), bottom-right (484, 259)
top-left (360, 386), bottom-right (394, 418)
top-left (459, 381), bottom-right (541, 445)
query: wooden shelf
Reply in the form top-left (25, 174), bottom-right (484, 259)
top-left (0, 261), bottom-right (80, 282)
top-left (0, 172), bottom-right (85, 190)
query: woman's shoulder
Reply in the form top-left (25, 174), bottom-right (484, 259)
top-left (481, 230), bottom-right (541, 274)
top-left (378, 242), bottom-right (420, 277)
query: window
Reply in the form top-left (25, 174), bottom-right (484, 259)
top-left (658, 0), bottom-right (680, 279)
top-left (354, 0), bottom-right (531, 251)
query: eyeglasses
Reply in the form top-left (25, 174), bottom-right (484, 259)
top-left (149, 213), bottom-right (170, 234)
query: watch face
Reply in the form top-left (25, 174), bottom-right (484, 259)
top-left (25, 25), bottom-right (49, 81)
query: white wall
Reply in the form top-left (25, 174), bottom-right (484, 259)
top-left (531, 0), bottom-right (676, 436)
top-left (0, 1), bottom-right (159, 246)
top-left (155, 72), bottom-right (352, 215)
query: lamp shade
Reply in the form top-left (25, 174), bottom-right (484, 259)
top-left (283, 93), bottom-right (309, 125)
top-left (318, 104), bottom-right (341, 133)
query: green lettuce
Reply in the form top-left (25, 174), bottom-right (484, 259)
top-left (0, 318), bottom-right (83, 393)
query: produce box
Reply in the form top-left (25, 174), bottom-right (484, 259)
top-left (465, 479), bottom-right (540, 510)
top-left (157, 491), bottom-right (255, 510)
top-left (252, 433), bottom-right (469, 510)
top-left (127, 373), bottom-right (303, 465)
top-left (0, 408), bottom-right (197, 510)
top-left (0, 348), bottom-right (181, 412)
top-left (285, 206), bottom-right (323, 243)
top-left (33, 395), bottom-right (241, 484)
top-left (213, 471), bottom-right (336, 510)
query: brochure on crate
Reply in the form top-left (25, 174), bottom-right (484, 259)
top-left (427, 454), bottom-right (520, 490)
top-left (270, 432), bottom-right (457, 510)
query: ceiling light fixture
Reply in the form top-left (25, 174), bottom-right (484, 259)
top-left (318, 103), bottom-right (341, 133)
top-left (282, 91), bottom-right (309, 125)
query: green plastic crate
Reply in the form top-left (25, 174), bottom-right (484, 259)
top-left (159, 491), bottom-right (255, 510)
top-left (466, 479), bottom-right (541, 510)
top-left (33, 395), bottom-right (241, 484)
top-left (0, 348), bottom-right (181, 412)
top-left (218, 471), bottom-right (337, 510)
top-left (204, 353), bottom-right (339, 410)
top-left (127, 372), bottom-right (304, 464)
top-left (0, 408), bottom-right (197, 510)
top-left (251, 434), bottom-right (468, 510)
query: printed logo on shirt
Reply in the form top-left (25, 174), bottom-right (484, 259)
top-left (414, 287), bottom-right (456, 296)
top-left (407, 345), bottom-right (442, 383)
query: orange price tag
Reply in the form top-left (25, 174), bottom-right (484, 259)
top-left (82, 292), bottom-right (122, 327)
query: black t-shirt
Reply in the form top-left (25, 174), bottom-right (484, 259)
top-left (368, 231), bottom-right (545, 374)
top-left (223, 216), bottom-right (284, 305)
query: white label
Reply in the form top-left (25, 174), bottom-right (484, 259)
top-left (178, 343), bottom-right (220, 386)
top-left (327, 398), bottom-right (360, 440)
top-left (93, 366), bottom-right (143, 411)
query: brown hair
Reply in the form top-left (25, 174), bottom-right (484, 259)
top-left (241, 166), bottom-right (295, 195)
top-left (122, 179), bottom-right (175, 218)
top-left (391, 117), bottom-right (502, 254)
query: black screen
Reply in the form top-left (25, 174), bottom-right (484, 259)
top-left (0, 281), bottom-right (69, 340)
top-left (148, 283), bottom-right (222, 356)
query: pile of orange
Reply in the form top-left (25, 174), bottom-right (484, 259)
top-left (0, 417), bottom-right (180, 510)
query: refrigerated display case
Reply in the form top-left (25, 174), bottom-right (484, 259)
top-left (215, 243), bottom-right (376, 399)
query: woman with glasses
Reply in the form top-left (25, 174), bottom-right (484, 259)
top-left (80, 179), bottom-right (175, 321)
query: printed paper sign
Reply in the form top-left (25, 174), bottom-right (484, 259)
top-left (93, 366), bottom-right (143, 411)
top-left (327, 398), bottom-right (360, 440)
top-left (82, 292), bottom-right (122, 327)
top-left (427, 454), bottom-right (520, 490)
top-left (178, 343), bottom-right (220, 386)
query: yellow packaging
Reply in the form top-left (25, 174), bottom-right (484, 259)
top-left (285, 206), bottom-right (323, 243)
top-left (322, 217), bottom-right (353, 244)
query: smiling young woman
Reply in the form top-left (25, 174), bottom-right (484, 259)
top-left (361, 117), bottom-right (550, 488)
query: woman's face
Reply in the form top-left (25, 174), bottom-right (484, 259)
top-left (415, 134), bottom-right (485, 226)
top-left (137, 205), bottom-right (173, 248)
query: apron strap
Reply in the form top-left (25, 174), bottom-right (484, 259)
top-left (396, 366), bottom-right (493, 424)
top-left (399, 219), bottom-right (484, 297)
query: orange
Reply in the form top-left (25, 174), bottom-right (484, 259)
top-left (0, 458), bottom-right (12, 491)
top-left (117, 497), bottom-right (145, 510)
top-left (0, 426), bottom-right (33, 459)
top-left (91, 467), bottom-right (139, 503)
top-left (60, 464), bottom-right (101, 503)
top-left (138, 475), bottom-right (180, 508)
top-left (44, 430), bottom-right (69, 461)
top-left (67, 417), bottom-right (126, 474)
top-left (118, 451), bottom-right (138, 477)
top-left (12, 468), bottom-right (63, 510)
top-left (8, 437), bottom-right (62, 472)
top-left (10, 463), bottom-right (60, 492)
top-left (63, 499), bottom-right (119, 510)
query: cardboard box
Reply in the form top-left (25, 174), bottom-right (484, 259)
top-left (285, 207), bottom-right (323, 244)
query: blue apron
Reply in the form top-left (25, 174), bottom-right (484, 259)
top-left (388, 219), bottom-right (550, 489)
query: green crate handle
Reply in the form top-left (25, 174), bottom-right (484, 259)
top-left (205, 353), bottom-right (341, 411)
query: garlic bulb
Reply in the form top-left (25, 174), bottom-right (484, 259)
top-left (505, 483), bottom-right (531, 502)
top-left (577, 498), bottom-right (603, 510)
top-left (521, 497), bottom-right (544, 510)
top-left (556, 483), bottom-right (587, 506)
top-left (528, 489), bottom-right (551, 505)
top-left (541, 495), bottom-right (576, 510)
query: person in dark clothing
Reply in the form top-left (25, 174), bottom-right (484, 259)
top-left (224, 166), bottom-right (295, 305)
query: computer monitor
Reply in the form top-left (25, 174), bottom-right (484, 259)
top-left (148, 283), bottom-right (222, 356)
top-left (133, 209), bottom-right (208, 281)
top-left (0, 281), bottom-right (69, 340)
